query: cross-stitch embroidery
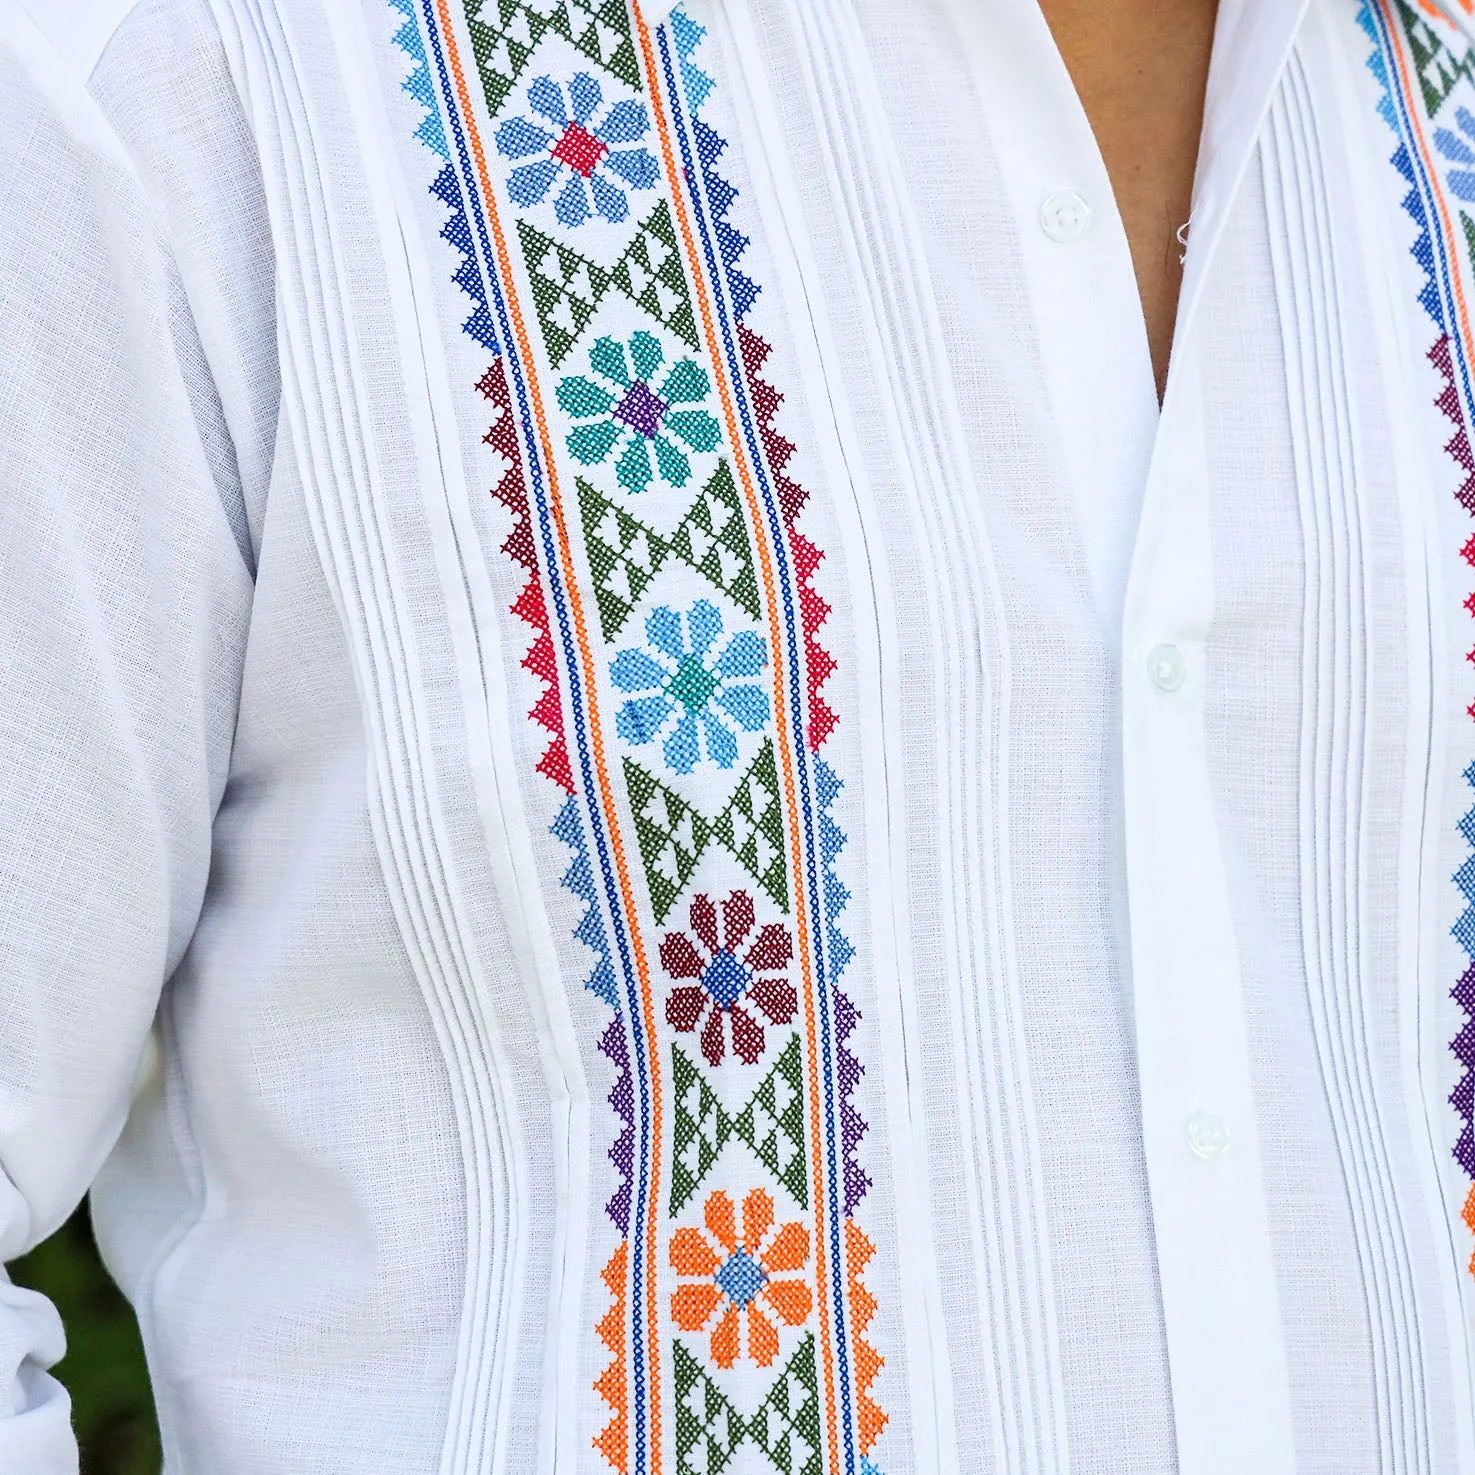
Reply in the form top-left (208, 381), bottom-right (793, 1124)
top-left (388, 2), bottom-right (887, 1470)
top-left (1366, 0), bottom-right (1475, 1277)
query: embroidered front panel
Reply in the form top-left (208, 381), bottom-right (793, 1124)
top-left (387, 1), bottom-right (886, 1469)
top-left (1365, 0), bottom-right (1475, 1276)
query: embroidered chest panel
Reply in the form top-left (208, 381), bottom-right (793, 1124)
top-left (1365, 0), bottom-right (1475, 1284)
top-left (386, 1), bottom-right (886, 1470)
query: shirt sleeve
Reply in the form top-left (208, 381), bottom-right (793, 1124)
top-left (0, 7), bottom-right (262, 1466)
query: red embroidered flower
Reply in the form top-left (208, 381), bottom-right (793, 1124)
top-left (661, 891), bottom-right (797, 1066)
top-left (669, 1188), bottom-right (812, 1368)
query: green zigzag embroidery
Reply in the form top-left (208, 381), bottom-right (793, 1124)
top-left (625, 740), bottom-right (787, 923)
top-left (672, 1334), bottom-right (821, 1475)
top-left (746, 1334), bottom-right (823, 1475)
top-left (579, 461), bottom-right (761, 641)
top-left (666, 462), bottom-right (763, 622)
top-left (671, 1036), bottom-right (808, 1213)
top-left (674, 1339), bottom-right (744, 1475)
top-left (465, 0), bottom-right (640, 116)
top-left (519, 201), bottom-right (699, 367)
top-left (671, 1043), bottom-right (728, 1211)
top-left (1396, 0), bottom-right (1475, 115)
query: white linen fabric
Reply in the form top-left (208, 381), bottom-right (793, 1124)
top-left (4, 0), bottom-right (1475, 1471)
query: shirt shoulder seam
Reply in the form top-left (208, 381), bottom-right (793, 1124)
top-left (3, 0), bottom-right (172, 252)
top-left (12, 0), bottom-right (146, 84)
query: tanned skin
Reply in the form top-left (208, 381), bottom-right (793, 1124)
top-left (1038, 0), bottom-right (1221, 399)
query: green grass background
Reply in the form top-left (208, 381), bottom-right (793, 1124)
top-left (10, 1203), bottom-right (162, 1474)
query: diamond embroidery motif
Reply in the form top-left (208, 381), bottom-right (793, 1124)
top-left (550, 118), bottom-right (607, 177)
top-left (670, 1037), bottom-right (808, 1213)
top-left (625, 760), bottom-right (713, 920)
top-left (716, 1247), bottom-right (765, 1305)
top-left (625, 741), bottom-right (787, 923)
top-left (580, 464), bottom-right (761, 642)
top-left (518, 201), bottom-right (697, 368)
top-left (469, 0), bottom-right (639, 115)
top-left (1398, 0), bottom-right (1475, 114)
top-left (672, 1044), bottom-right (731, 1212)
top-left (614, 378), bottom-right (668, 438)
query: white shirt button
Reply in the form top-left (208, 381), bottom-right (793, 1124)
top-left (1186, 1111), bottom-right (1230, 1161)
top-left (1147, 642), bottom-right (1187, 693)
top-left (1040, 190), bottom-right (1092, 242)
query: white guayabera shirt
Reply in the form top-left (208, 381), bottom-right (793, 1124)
top-left (8, 0), bottom-right (1475, 1469)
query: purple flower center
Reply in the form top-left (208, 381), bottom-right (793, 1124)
top-left (701, 948), bottom-right (750, 1009)
top-left (613, 379), bottom-right (668, 439)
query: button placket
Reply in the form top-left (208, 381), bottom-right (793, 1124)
top-left (1119, 362), bottom-right (1295, 1468)
top-left (1185, 1111), bottom-right (1230, 1161)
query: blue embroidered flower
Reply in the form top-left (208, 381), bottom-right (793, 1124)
top-left (495, 72), bottom-right (659, 228)
top-left (1434, 105), bottom-right (1475, 201)
top-left (611, 600), bottom-right (770, 773)
top-left (556, 331), bottom-right (721, 493)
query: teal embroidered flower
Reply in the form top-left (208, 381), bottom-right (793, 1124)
top-left (556, 331), bottom-right (721, 494)
top-left (610, 600), bottom-right (769, 773)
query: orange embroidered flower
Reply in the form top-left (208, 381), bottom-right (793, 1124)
top-left (669, 1188), bottom-right (812, 1368)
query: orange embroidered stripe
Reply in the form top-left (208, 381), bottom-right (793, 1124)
top-left (428, 3), bottom-right (667, 1462)
top-left (595, 1242), bottom-right (631, 1472)
top-left (843, 1219), bottom-right (886, 1454)
top-left (631, 6), bottom-right (843, 1468)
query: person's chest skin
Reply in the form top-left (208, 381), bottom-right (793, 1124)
top-left (1038, 0), bottom-right (1220, 399)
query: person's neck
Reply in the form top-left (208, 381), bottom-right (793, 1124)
top-left (1037, 0), bottom-right (1220, 401)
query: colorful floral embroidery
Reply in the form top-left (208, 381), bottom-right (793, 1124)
top-left (661, 891), bottom-right (796, 1065)
top-left (1366, 0), bottom-right (1475, 1278)
top-left (670, 1189), bottom-right (812, 1369)
top-left (390, 1), bottom-right (885, 1470)
top-left (558, 330), bottom-right (720, 493)
top-left (611, 601), bottom-right (769, 772)
top-left (496, 72), bottom-right (658, 227)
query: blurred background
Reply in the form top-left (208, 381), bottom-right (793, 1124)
top-left (11, 1203), bottom-right (161, 1474)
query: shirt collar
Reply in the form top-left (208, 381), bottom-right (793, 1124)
top-left (634, 0), bottom-right (1351, 364)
